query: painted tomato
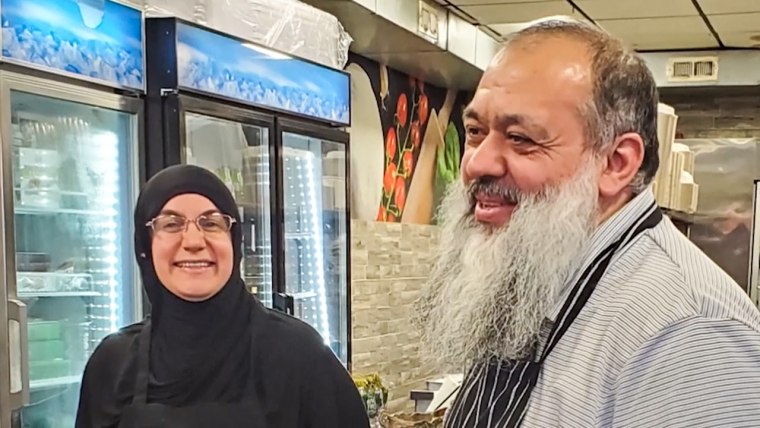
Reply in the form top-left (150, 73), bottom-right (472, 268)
top-left (387, 213), bottom-right (396, 222)
top-left (383, 162), bottom-right (397, 195)
top-left (385, 127), bottom-right (397, 160)
top-left (411, 121), bottom-right (421, 149)
top-left (394, 176), bottom-right (407, 211)
top-left (403, 151), bottom-right (414, 174)
top-left (377, 205), bottom-right (386, 221)
top-left (418, 94), bottom-right (429, 126)
top-left (397, 93), bottom-right (408, 128)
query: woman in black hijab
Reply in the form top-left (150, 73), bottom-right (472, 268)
top-left (75, 164), bottom-right (369, 428)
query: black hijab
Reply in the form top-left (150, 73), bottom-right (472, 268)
top-left (133, 164), bottom-right (254, 406)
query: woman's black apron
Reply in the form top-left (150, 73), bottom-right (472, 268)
top-left (116, 317), bottom-right (266, 428)
top-left (443, 202), bottom-right (662, 428)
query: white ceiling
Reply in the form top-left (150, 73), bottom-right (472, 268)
top-left (436, 0), bottom-right (760, 51)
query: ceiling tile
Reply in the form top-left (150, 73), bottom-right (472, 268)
top-left (720, 32), bottom-right (760, 48)
top-left (625, 34), bottom-right (719, 50)
top-left (461, 1), bottom-right (573, 24)
top-left (451, 0), bottom-right (557, 5)
top-left (574, 0), bottom-right (698, 20)
top-left (708, 13), bottom-right (760, 33)
top-left (489, 9), bottom-right (592, 38)
top-left (598, 16), bottom-right (710, 37)
top-left (598, 17), bottom-right (718, 50)
top-left (697, 0), bottom-right (760, 14)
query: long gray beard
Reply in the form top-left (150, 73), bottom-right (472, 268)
top-left (414, 161), bottom-right (599, 372)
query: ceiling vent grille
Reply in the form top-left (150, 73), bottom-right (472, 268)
top-left (666, 56), bottom-right (719, 82)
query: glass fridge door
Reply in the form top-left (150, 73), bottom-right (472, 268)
top-left (281, 130), bottom-right (349, 364)
top-left (183, 110), bottom-right (274, 307)
top-left (8, 89), bottom-right (139, 428)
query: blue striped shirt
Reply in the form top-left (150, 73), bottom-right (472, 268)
top-left (499, 188), bottom-right (760, 427)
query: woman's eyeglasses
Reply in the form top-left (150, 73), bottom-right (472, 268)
top-left (146, 213), bottom-right (236, 234)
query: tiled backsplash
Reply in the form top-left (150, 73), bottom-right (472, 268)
top-left (351, 220), bottom-right (440, 411)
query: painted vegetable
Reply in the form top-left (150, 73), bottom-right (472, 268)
top-left (411, 121), bottom-right (421, 149)
top-left (435, 122), bottom-right (461, 194)
top-left (377, 75), bottom-right (433, 222)
top-left (402, 151), bottom-right (414, 175)
top-left (394, 176), bottom-right (407, 211)
top-left (396, 93), bottom-right (408, 127)
top-left (383, 162), bottom-right (397, 195)
top-left (418, 95), bottom-right (429, 125)
top-left (385, 128), bottom-right (397, 160)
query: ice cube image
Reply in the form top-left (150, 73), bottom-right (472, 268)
top-left (174, 21), bottom-right (349, 123)
top-left (1, 0), bottom-right (143, 89)
top-left (74, 0), bottom-right (105, 29)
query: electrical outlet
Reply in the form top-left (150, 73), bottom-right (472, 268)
top-left (418, 1), bottom-right (439, 43)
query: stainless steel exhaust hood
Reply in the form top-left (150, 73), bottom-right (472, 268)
top-left (301, 0), bottom-right (500, 90)
top-left (639, 50), bottom-right (760, 88)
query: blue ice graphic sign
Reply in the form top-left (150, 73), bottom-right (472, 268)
top-left (1, 0), bottom-right (144, 90)
top-left (175, 22), bottom-right (350, 126)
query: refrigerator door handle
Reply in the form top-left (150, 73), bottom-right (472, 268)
top-left (273, 293), bottom-right (295, 316)
top-left (7, 299), bottom-right (29, 409)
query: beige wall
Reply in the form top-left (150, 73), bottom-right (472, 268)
top-left (350, 220), bottom-right (439, 411)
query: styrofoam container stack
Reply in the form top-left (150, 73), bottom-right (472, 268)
top-left (668, 143), bottom-right (699, 213)
top-left (653, 103), bottom-right (679, 208)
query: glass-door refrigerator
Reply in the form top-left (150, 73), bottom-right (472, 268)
top-left (0, 1), bottom-right (145, 427)
top-left (144, 18), bottom-right (352, 365)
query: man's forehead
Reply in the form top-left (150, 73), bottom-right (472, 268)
top-left (494, 38), bottom-right (590, 76)
top-left (468, 38), bottom-right (593, 112)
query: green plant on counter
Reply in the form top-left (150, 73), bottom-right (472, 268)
top-left (354, 373), bottom-right (389, 420)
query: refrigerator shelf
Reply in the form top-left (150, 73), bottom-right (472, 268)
top-left (30, 375), bottom-right (81, 391)
top-left (291, 291), bottom-right (318, 300)
top-left (15, 207), bottom-right (104, 216)
top-left (19, 291), bottom-right (100, 298)
top-left (285, 232), bottom-right (313, 240)
top-left (18, 272), bottom-right (92, 295)
top-left (13, 187), bottom-right (88, 197)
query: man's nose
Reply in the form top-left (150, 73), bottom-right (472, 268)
top-left (464, 135), bottom-right (509, 180)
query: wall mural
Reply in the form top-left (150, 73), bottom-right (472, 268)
top-left (346, 53), bottom-right (470, 225)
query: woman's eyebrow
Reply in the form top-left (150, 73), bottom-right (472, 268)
top-left (157, 209), bottom-right (183, 217)
top-left (157, 209), bottom-right (220, 217)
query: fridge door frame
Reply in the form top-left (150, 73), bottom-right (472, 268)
top-left (275, 117), bottom-right (352, 369)
top-left (166, 94), bottom-right (279, 310)
top-left (749, 180), bottom-right (760, 307)
top-left (0, 70), bottom-right (144, 426)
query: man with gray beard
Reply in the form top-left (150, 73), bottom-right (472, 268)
top-left (414, 18), bottom-right (760, 428)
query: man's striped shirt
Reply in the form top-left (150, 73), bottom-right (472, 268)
top-left (457, 188), bottom-right (760, 427)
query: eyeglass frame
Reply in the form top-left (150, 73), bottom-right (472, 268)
top-left (145, 213), bottom-right (237, 234)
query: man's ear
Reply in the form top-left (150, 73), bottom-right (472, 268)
top-left (597, 132), bottom-right (645, 198)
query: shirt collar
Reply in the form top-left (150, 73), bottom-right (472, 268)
top-left (547, 186), bottom-right (658, 322)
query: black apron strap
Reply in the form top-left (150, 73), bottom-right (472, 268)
top-left (444, 203), bottom-right (662, 428)
top-left (540, 202), bottom-right (661, 362)
top-left (132, 320), bottom-right (152, 404)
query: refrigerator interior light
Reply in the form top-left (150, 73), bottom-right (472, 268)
top-left (94, 130), bottom-right (121, 331)
top-left (304, 153), bottom-right (330, 344)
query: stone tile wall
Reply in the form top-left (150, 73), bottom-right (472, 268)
top-left (351, 220), bottom-right (440, 412)
top-left (661, 92), bottom-right (760, 138)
